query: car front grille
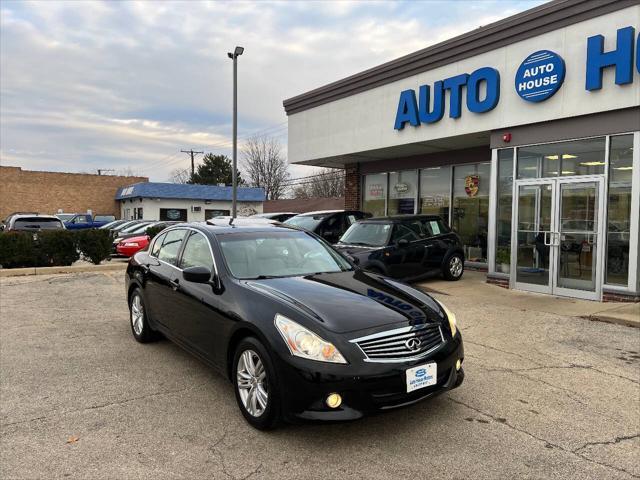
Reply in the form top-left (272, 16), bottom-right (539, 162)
top-left (352, 323), bottom-right (444, 362)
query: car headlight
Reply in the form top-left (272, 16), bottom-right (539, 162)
top-left (435, 299), bottom-right (457, 337)
top-left (274, 314), bottom-right (346, 364)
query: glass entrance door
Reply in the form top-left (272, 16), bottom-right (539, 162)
top-left (512, 177), bottom-right (604, 300)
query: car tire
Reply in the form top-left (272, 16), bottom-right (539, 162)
top-left (232, 337), bottom-right (281, 430)
top-left (443, 253), bottom-right (464, 281)
top-left (129, 289), bottom-right (159, 343)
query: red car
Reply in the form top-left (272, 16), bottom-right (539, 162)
top-left (116, 234), bottom-right (150, 257)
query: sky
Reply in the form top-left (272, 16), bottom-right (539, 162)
top-left (0, 0), bottom-right (546, 181)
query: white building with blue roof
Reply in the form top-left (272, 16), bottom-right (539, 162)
top-left (115, 182), bottom-right (265, 221)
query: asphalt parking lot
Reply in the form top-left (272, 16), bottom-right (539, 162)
top-left (1, 271), bottom-right (639, 479)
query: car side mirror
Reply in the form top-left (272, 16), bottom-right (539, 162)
top-left (183, 266), bottom-right (212, 284)
top-left (397, 238), bottom-right (409, 247)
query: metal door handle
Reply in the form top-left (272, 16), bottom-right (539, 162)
top-left (169, 279), bottom-right (180, 290)
top-left (543, 232), bottom-right (551, 246)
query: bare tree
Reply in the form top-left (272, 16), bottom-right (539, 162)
top-left (115, 166), bottom-right (143, 177)
top-left (242, 135), bottom-right (290, 200)
top-left (168, 167), bottom-right (192, 184)
top-left (292, 168), bottom-right (345, 198)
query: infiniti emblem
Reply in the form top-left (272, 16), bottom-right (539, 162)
top-left (405, 337), bottom-right (422, 352)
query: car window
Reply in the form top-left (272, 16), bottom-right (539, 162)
top-left (390, 224), bottom-right (420, 243)
top-left (218, 230), bottom-right (352, 279)
top-left (150, 232), bottom-right (166, 257)
top-left (421, 218), bottom-right (449, 236)
top-left (94, 215), bottom-right (115, 222)
top-left (340, 222), bottom-right (392, 247)
top-left (403, 220), bottom-right (426, 237)
top-left (12, 217), bottom-right (64, 230)
top-left (73, 215), bottom-right (89, 224)
top-left (157, 229), bottom-right (186, 266)
top-left (179, 232), bottom-right (214, 270)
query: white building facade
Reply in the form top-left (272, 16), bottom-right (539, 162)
top-left (284, 0), bottom-right (640, 301)
top-left (116, 182), bottom-right (265, 222)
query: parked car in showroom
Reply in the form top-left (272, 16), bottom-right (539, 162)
top-left (1, 213), bottom-right (65, 232)
top-left (116, 234), bottom-right (150, 257)
top-left (251, 212), bottom-right (298, 222)
top-left (284, 210), bottom-right (370, 244)
top-left (125, 219), bottom-right (463, 429)
top-left (334, 215), bottom-right (465, 282)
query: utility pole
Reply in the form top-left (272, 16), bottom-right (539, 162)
top-left (228, 46), bottom-right (244, 218)
top-left (180, 149), bottom-right (203, 177)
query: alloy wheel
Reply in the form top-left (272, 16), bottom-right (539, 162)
top-left (236, 349), bottom-right (268, 417)
top-left (450, 256), bottom-right (463, 278)
top-left (131, 294), bottom-right (144, 336)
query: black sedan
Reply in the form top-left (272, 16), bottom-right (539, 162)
top-left (335, 215), bottom-right (465, 281)
top-left (125, 220), bottom-right (464, 429)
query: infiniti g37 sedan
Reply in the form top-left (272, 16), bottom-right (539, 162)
top-left (125, 220), bottom-right (464, 429)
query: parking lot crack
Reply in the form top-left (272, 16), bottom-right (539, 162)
top-left (464, 340), bottom-right (547, 367)
top-left (573, 434), bottom-right (640, 453)
top-left (448, 397), bottom-right (640, 478)
top-left (1, 383), bottom-right (207, 428)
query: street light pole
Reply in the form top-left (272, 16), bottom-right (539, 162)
top-left (228, 46), bottom-right (244, 218)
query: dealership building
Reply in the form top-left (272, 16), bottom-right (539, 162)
top-left (283, 0), bottom-right (639, 301)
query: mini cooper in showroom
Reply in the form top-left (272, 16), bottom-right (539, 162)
top-left (125, 220), bottom-right (464, 429)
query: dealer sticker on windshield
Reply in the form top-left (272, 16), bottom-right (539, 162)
top-left (406, 363), bottom-right (437, 393)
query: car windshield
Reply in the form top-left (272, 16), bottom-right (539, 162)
top-left (94, 215), bottom-right (115, 222)
top-left (100, 220), bottom-right (123, 229)
top-left (284, 213), bottom-right (331, 230)
top-left (131, 223), bottom-right (156, 233)
top-left (13, 218), bottom-right (64, 230)
top-left (339, 222), bottom-right (392, 247)
top-left (122, 222), bottom-right (150, 233)
top-left (218, 230), bottom-right (352, 279)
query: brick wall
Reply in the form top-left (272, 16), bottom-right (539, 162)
top-left (0, 166), bottom-right (148, 219)
top-left (344, 163), bottom-right (361, 210)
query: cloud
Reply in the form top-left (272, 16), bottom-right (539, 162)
top-left (0, 0), bottom-right (545, 180)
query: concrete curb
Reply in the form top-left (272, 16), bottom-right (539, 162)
top-left (0, 262), bottom-right (127, 278)
top-left (584, 312), bottom-right (640, 329)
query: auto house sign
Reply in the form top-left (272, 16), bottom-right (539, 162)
top-left (393, 26), bottom-right (639, 130)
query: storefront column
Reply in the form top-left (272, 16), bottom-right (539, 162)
top-left (345, 163), bottom-right (361, 210)
top-left (629, 132), bottom-right (640, 293)
top-left (487, 149), bottom-right (498, 274)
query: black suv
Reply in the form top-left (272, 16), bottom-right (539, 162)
top-left (334, 215), bottom-right (465, 282)
top-left (284, 210), bottom-right (370, 244)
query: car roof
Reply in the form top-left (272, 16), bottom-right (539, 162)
top-left (252, 212), bottom-right (298, 217)
top-left (361, 215), bottom-right (445, 223)
top-left (294, 209), bottom-right (345, 216)
top-left (12, 214), bottom-right (62, 221)
top-left (162, 219), bottom-right (305, 235)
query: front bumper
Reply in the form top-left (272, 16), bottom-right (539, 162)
top-left (272, 334), bottom-right (464, 422)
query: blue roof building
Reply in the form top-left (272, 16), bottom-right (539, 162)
top-left (116, 182), bottom-right (266, 222)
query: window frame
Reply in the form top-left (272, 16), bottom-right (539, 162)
top-left (178, 231), bottom-right (215, 271)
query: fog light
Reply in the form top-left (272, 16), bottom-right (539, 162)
top-left (326, 393), bottom-right (342, 409)
top-left (456, 359), bottom-right (462, 371)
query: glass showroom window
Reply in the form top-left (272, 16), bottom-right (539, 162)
top-left (363, 173), bottom-right (387, 217)
top-left (419, 167), bottom-right (451, 221)
top-left (388, 170), bottom-right (418, 215)
top-left (495, 150), bottom-right (513, 273)
top-left (452, 163), bottom-right (491, 263)
top-left (606, 134), bottom-right (633, 286)
top-left (517, 137), bottom-right (606, 179)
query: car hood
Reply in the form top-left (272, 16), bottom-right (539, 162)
top-left (244, 270), bottom-right (444, 334)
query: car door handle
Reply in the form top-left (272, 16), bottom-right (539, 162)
top-left (169, 278), bottom-right (180, 290)
top-left (141, 264), bottom-right (150, 273)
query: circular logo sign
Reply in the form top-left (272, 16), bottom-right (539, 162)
top-left (515, 50), bottom-right (565, 103)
